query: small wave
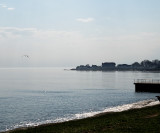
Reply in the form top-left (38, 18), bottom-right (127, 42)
top-left (7, 99), bottom-right (159, 132)
top-left (103, 99), bottom-right (159, 113)
top-left (73, 99), bottom-right (159, 119)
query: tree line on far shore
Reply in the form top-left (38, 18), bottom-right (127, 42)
top-left (72, 59), bottom-right (160, 71)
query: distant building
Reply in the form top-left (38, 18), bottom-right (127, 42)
top-left (76, 64), bottom-right (91, 70)
top-left (91, 65), bottom-right (99, 69)
top-left (102, 62), bottom-right (116, 70)
top-left (91, 65), bottom-right (101, 70)
top-left (117, 64), bottom-right (132, 70)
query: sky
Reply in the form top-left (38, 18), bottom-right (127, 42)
top-left (0, 0), bottom-right (160, 67)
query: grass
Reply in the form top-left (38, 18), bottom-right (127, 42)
top-left (5, 104), bottom-right (160, 133)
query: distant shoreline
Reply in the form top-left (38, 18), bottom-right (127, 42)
top-left (71, 68), bottom-right (160, 72)
top-left (71, 59), bottom-right (160, 71)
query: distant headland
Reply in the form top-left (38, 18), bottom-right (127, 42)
top-left (71, 59), bottom-right (160, 71)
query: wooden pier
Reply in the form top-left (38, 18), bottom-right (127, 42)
top-left (134, 79), bottom-right (160, 93)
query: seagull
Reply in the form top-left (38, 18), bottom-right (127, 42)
top-left (23, 55), bottom-right (29, 58)
top-left (156, 96), bottom-right (160, 101)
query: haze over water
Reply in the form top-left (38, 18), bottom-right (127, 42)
top-left (0, 67), bottom-right (160, 132)
top-left (1, 1), bottom-right (160, 132)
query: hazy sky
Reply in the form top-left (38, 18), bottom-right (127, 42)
top-left (0, 0), bottom-right (160, 67)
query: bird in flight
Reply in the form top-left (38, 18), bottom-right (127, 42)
top-left (23, 55), bottom-right (29, 58)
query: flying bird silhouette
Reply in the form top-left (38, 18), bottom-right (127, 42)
top-left (23, 55), bottom-right (29, 58)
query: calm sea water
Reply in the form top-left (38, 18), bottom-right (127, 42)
top-left (0, 68), bottom-right (160, 132)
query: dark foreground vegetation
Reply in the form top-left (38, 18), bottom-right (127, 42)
top-left (5, 104), bottom-right (160, 133)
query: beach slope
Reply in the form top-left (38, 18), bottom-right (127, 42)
top-left (5, 104), bottom-right (160, 133)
